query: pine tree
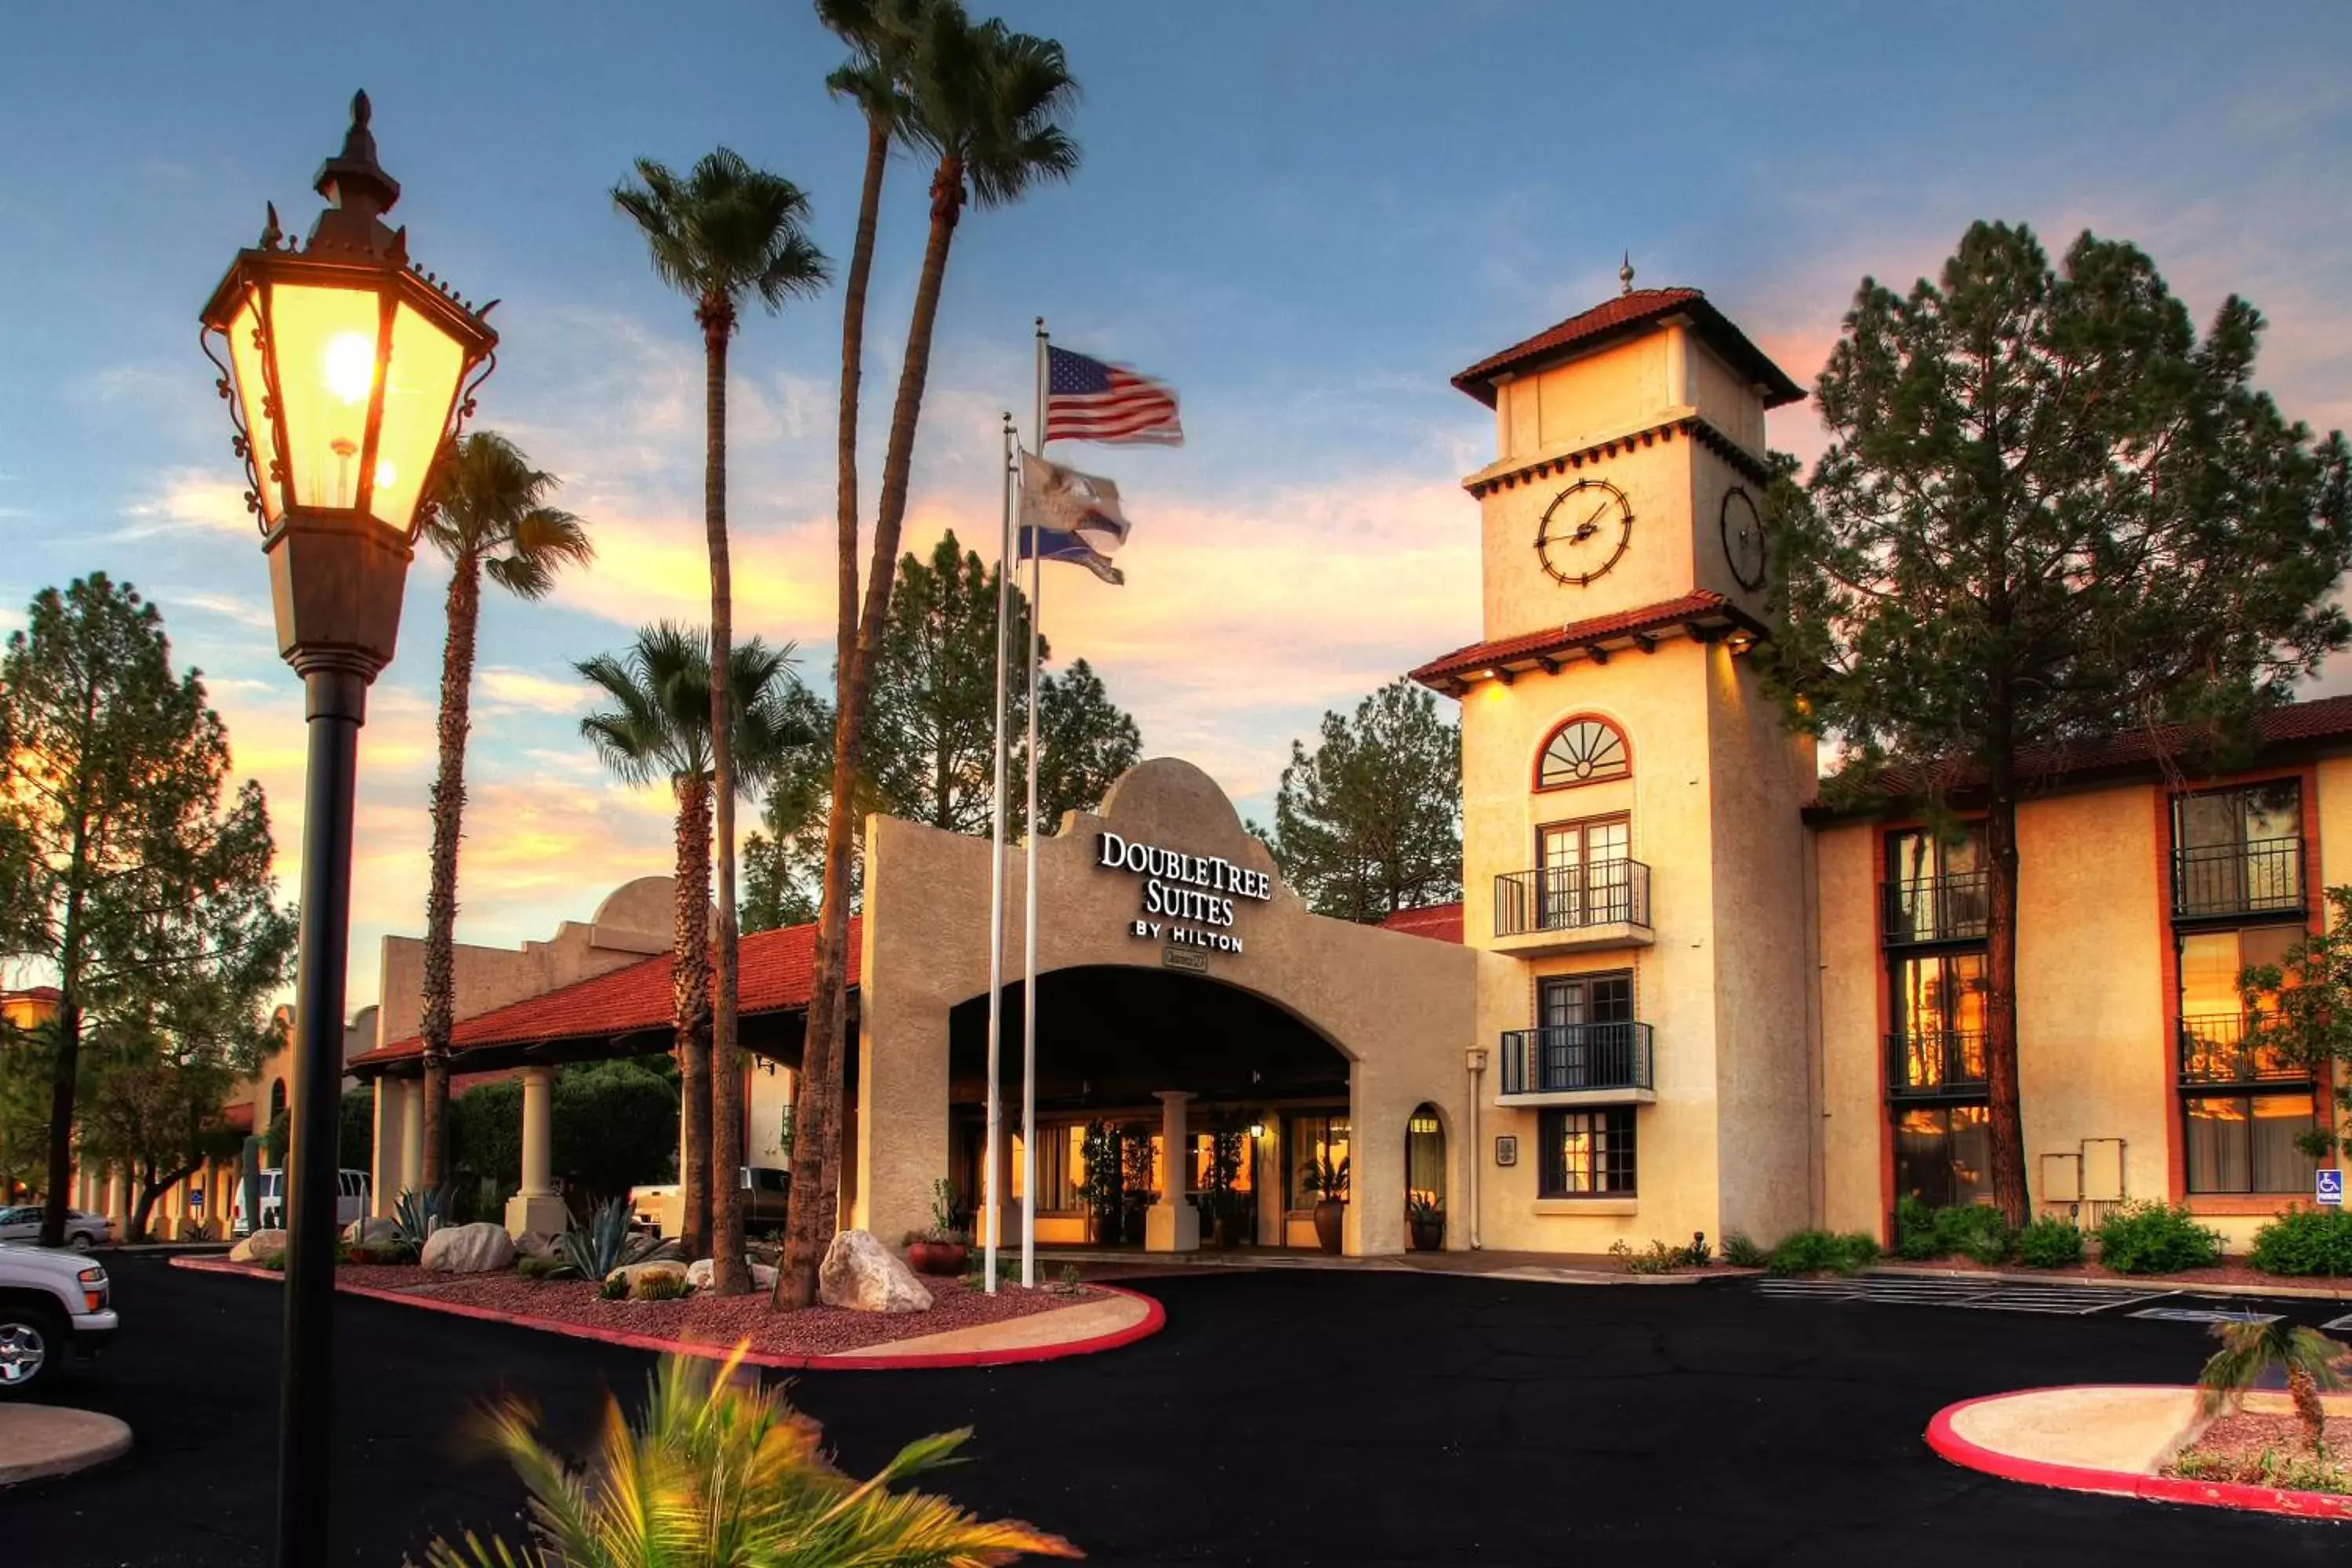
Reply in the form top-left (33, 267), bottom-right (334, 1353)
top-left (1264, 680), bottom-right (1463, 923)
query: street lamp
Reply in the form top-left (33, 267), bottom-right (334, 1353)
top-left (198, 91), bottom-right (495, 1568)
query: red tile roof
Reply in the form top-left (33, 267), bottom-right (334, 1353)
top-left (1454, 288), bottom-right (1806, 409)
top-left (2, 985), bottom-right (63, 1004)
top-left (1380, 902), bottom-right (1465, 944)
top-left (1816, 694), bottom-right (2352, 811)
top-left (353, 916), bottom-right (861, 1069)
top-left (1410, 590), bottom-right (1762, 689)
top-left (220, 1102), bottom-right (254, 1134)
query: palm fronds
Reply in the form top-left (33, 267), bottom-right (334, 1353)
top-left (2200, 1317), bottom-right (2347, 1450)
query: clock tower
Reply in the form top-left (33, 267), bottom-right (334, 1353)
top-left (1412, 273), bottom-right (1820, 1255)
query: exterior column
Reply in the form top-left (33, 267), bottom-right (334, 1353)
top-left (1145, 1091), bottom-right (1199, 1254)
top-left (368, 1078), bottom-right (398, 1217)
top-left (505, 1065), bottom-right (568, 1237)
top-left (103, 1169), bottom-right (126, 1232)
top-left (397, 1076), bottom-right (424, 1197)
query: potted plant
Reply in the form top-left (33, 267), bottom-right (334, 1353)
top-left (906, 1178), bottom-right (968, 1276)
top-left (1203, 1112), bottom-right (1248, 1247)
top-left (1078, 1120), bottom-right (1123, 1244)
top-left (1120, 1121), bottom-right (1156, 1244)
top-left (1407, 1193), bottom-right (1444, 1252)
top-left (1299, 1152), bottom-right (1349, 1254)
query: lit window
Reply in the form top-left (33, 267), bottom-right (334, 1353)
top-left (1538, 718), bottom-right (1630, 789)
top-left (1537, 1107), bottom-right (1635, 1196)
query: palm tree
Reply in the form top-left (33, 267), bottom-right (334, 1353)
top-left (418, 1343), bottom-right (1076, 1566)
top-left (416, 432), bottom-right (593, 1189)
top-left (579, 625), bottom-right (807, 1267)
top-left (615, 151), bottom-right (828, 1294)
top-left (783, 2), bottom-right (1080, 1311)
top-left (2200, 1317), bottom-right (2346, 1451)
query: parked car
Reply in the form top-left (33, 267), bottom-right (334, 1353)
top-left (0, 1243), bottom-right (118, 1396)
top-left (0, 1205), bottom-right (111, 1250)
top-left (629, 1167), bottom-right (791, 1240)
top-left (234, 1169), bottom-right (371, 1233)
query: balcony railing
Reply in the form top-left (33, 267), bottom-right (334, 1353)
top-left (1494, 858), bottom-right (1652, 938)
top-left (2178, 1011), bottom-right (2309, 1086)
top-left (1881, 871), bottom-right (1991, 946)
top-left (2172, 836), bottom-right (2305, 921)
top-left (1886, 1030), bottom-right (1988, 1099)
top-left (1498, 1022), bottom-right (1654, 1097)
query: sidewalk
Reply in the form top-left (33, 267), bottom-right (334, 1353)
top-left (1875, 1261), bottom-right (2352, 1304)
top-left (0, 1405), bottom-right (132, 1486)
top-left (1054, 1245), bottom-right (1755, 1287)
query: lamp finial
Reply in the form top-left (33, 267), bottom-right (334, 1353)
top-left (1620, 252), bottom-right (1635, 295)
top-left (310, 88), bottom-right (402, 249)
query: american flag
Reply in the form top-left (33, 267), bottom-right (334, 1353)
top-left (1044, 345), bottom-right (1185, 446)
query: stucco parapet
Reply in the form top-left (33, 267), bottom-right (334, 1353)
top-left (1460, 410), bottom-right (1769, 498)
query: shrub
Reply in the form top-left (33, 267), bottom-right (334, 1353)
top-left (1894, 1195), bottom-right (1943, 1260)
top-left (2015, 1216), bottom-right (2086, 1269)
top-left (1609, 1239), bottom-right (1685, 1276)
top-left (1720, 1232), bottom-right (1768, 1269)
top-left (1936, 1203), bottom-right (2015, 1265)
top-left (2250, 1207), bottom-right (2352, 1277)
top-left (632, 1270), bottom-right (689, 1302)
top-left (517, 1255), bottom-right (564, 1282)
top-left (2093, 1200), bottom-right (2223, 1274)
top-left (1767, 1229), bottom-right (1878, 1276)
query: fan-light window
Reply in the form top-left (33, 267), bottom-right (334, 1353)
top-left (1538, 718), bottom-right (1630, 789)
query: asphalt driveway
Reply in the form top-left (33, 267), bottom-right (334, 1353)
top-left (4, 1254), bottom-right (2343, 1566)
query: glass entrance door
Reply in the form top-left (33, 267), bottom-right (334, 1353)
top-left (1538, 818), bottom-right (1631, 927)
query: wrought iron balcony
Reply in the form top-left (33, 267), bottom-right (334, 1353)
top-left (1881, 871), bottom-right (1990, 946)
top-left (1497, 1022), bottom-right (1654, 1101)
top-left (1494, 859), bottom-right (1651, 943)
top-left (1886, 1030), bottom-right (1988, 1099)
top-left (2171, 836), bottom-right (2305, 922)
top-left (2178, 1011), bottom-right (2309, 1086)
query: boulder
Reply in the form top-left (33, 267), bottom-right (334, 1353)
top-left (419, 1221), bottom-right (516, 1274)
top-left (229, 1229), bottom-right (286, 1265)
top-left (513, 1229), bottom-right (561, 1261)
top-left (818, 1229), bottom-right (934, 1314)
top-left (685, 1257), bottom-right (780, 1292)
top-left (343, 1217), bottom-right (397, 1247)
top-left (607, 1259), bottom-right (688, 1292)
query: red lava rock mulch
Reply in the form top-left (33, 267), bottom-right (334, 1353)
top-left (2166, 1410), bottom-right (2352, 1493)
top-left (325, 1263), bottom-right (445, 1292)
top-left (372, 1272), bottom-right (1105, 1358)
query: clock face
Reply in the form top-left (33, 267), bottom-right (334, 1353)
top-left (1535, 478), bottom-right (1633, 587)
top-left (1720, 487), bottom-right (1766, 591)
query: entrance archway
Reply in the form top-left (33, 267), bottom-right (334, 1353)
top-left (946, 965), bottom-right (1353, 1250)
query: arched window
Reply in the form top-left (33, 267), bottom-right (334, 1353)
top-left (1537, 717), bottom-right (1630, 789)
top-left (268, 1078), bottom-right (287, 1122)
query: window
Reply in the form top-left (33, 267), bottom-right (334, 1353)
top-left (1008, 1124), bottom-right (1086, 1212)
top-left (1285, 1113), bottom-right (1349, 1211)
top-left (1893, 1105), bottom-right (1991, 1209)
top-left (1537, 817), bottom-right (1634, 926)
top-left (2178, 927), bottom-right (2303, 1082)
top-left (2173, 780), bottom-right (2303, 918)
top-left (1889, 952), bottom-right (1987, 1093)
top-left (1540, 971), bottom-right (1635, 1030)
top-left (1538, 1108), bottom-right (1635, 1196)
top-left (2184, 1094), bottom-right (2319, 1194)
top-left (1883, 825), bottom-right (1988, 943)
top-left (1537, 717), bottom-right (1630, 789)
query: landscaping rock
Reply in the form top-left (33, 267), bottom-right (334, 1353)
top-left (818, 1229), bottom-right (934, 1314)
top-left (343, 1217), bottom-right (397, 1247)
top-left (419, 1221), bottom-right (516, 1274)
top-left (229, 1229), bottom-right (286, 1264)
top-left (685, 1257), bottom-right (779, 1291)
top-left (608, 1259), bottom-right (688, 1292)
top-left (513, 1229), bottom-right (560, 1261)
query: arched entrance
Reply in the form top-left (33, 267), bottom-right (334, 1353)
top-left (946, 966), bottom-right (1355, 1250)
top-left (1406, 1103), bottom-right (1446, 1250)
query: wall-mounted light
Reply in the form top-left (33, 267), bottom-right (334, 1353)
top-left (1248, 1120), bottom-right (1266, 1140)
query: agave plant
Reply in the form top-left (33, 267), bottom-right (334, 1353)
top-left (2200, 1317), bottom-right (2347, 1451)
top-left (416, 1342), bottom-right (1078, 1566)
top-left (392, 1186), bottom-right (451, 1252)
top-left (555, 1195), bottom-right (673, 1283)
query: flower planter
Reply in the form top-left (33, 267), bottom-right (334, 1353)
top-left (906, 1240), bottom-right (968, 1276)
top-left (1312, 1200), bottom-right (1345, 1254)
top-left (1410, 1218), bottom-right (1445, 1252)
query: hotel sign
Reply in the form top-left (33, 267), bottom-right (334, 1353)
top-left (1097, 831), bottom-right (1272, 956)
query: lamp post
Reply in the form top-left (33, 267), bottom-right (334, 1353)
top-left (198, 92), bottom-right (496, 1567)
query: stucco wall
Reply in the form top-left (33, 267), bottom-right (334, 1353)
top-left (856, 759), bottom-right (1479, 1258)
top-left (1815, 822), bottom-right (1882, 1235)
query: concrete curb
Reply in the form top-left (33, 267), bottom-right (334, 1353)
top-left (169, 1254), bottom-right (1165, 1370)
top-left (1926, 1385), bottom-right (2352, 1523)
top-left (1875, 1263), bottom-right (2352, 1304)
top-left (0, 1405), bottom-right (133, 1486)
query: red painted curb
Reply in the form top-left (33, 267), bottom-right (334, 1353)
top-left (1926, 1385), bottom-right (2352, 1523)
top-left (169, 1254), bottom-right (1163, 1371)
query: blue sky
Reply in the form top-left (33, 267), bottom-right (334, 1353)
top-left (4, 2), bottom-right (2349, 1012)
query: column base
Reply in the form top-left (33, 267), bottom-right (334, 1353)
top-left (1145, 1200), bottom-right (1199, 1254)
top-left (504, 1192), bottom-right (571, 1239)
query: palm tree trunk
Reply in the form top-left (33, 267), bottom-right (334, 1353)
top-left (703, 311), bottom-right (750, 1294)
top-left (419, 546), bottom-right (482, 1192)
top-left (673, 772), bottom-right (714, 1261)
top-left (780, 161), bottom-right (964, 1308)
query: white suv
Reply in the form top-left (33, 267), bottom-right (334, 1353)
top-left (0, 1244), bottom-right (118, 1396)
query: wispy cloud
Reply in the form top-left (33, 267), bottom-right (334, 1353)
top-left (478, 666), bottom-right (587, 716)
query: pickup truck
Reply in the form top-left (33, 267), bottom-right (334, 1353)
top-left (629, 1167), bottom-right (791, 1240)
top-left (0, 1244), bottom-right (118, 1396)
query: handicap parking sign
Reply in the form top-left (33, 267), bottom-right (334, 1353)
top-left (2319, 1169), bottom-right (2343, 1207)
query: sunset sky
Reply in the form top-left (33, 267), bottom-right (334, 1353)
top-left (4, 2), bottom-right (2349, 1016)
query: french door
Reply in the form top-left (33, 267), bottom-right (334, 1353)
top-left (1537, 817), bottom-right (1631, 927)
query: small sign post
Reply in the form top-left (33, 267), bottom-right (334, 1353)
top-left (2318, 1168), bottom-right (2343, 1208)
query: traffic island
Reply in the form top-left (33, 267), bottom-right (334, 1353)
top-left (170, 1254), bottom-right (1162, 1370)
top-left (0, 1405), bottom-right (132, 1486)
top-left (1928, 1385), bottom-right (2352, 1522)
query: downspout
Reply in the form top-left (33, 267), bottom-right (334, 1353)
top-left (1465, 1047), bottom-right (1487, 1249)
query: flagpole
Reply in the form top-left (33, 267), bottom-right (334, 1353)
top-left (1022, 318), bottom-right (1047, 1290)
top-left (984, 412), bottom-right (1016, 1296)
